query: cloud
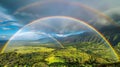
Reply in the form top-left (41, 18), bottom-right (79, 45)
top-left (0, 35), bottom-right (11, 40)
top-left (1, 35), bottom-right (7, 38)
top-left (0, 6), bottom-right (15, 20)
top-left (52, 31), bottom-right (85, 37)
top-left (0, 6), bottom-right (23, 27)
top-left (0, 20), bottom-right (23, 28)
top-left (104, 8), bottom-right (120, 24)
top-left (1, 27), bottom-right (11, 30)
top-left (10, 22), bottom-right (23, 27)
top-left (12, 30), bottom-right (86, 40)
top-left (13, 31), bottom-right (47, 40)
top-left (0, 6), bottom-right (23, 29)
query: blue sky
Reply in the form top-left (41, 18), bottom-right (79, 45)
top-left (0, 6), bottom-right (23, 40)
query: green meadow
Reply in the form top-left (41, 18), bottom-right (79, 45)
top-left (0, 42), bottom-right (120, 67)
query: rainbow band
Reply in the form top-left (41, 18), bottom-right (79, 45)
top-left (14, 0), bottom-right (119, 26)
top-left (47, 34), bottom-right (64, 48)
top-left (1, 16), bottom-right (119, 62)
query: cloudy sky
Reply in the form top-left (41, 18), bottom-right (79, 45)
top-left (0, 0), bottom-right (120, 40)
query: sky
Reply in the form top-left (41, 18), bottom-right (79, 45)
top-left (0, 0), bottom-right (120, 40)
top-left (0, 6), bottom-right (23, 40)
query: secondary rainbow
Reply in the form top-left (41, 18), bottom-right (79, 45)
top-left (14, 0), bottom-right (118, 26)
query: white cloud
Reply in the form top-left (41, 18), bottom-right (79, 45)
top-left (2, 27), bottom-right (11, 30)
top-left (11, 22), bottom-right (23, 27)
top-left (0, 6), bottom-right (15, 21)
top-left (0, 11), bottom-right (14, 21)
top-left (0, 35), bottom-right (9, 40)
top-left (1, 35), bottom-right (7, 38)
top-left (52, 31), bottom-right (85, 37)
top-left (13, 31), bottom-right (46, 40)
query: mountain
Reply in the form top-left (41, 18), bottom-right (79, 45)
top-left (100, 26), bottom-right (120, 46)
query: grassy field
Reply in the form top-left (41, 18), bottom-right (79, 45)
top-left (0, 42), bottom-right (120, 67)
